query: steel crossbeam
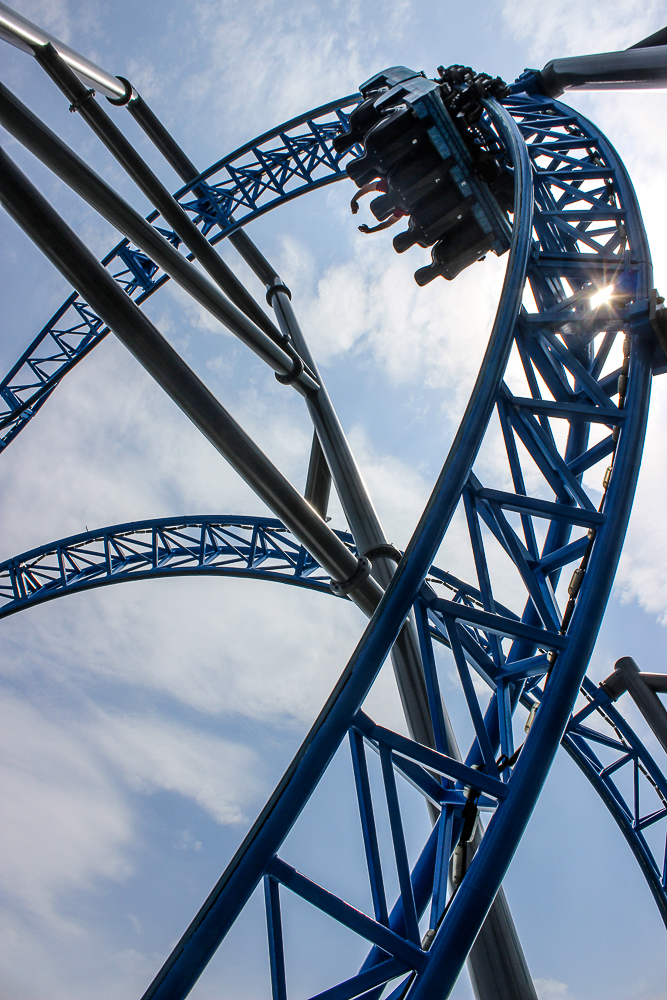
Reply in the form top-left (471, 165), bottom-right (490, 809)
top-left (561, 676), bottom-right (667, 923)
top-left (0, 95), bottom-right (361, 451)
top-left (2, 27), bottom-right (667, 998)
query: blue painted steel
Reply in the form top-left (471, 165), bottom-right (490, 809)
top-left (561, 676), bottom-right (667, 925)
top-left (2, 514), bottom-right (665, 986)
top-left (128, 86), bottom-right (662, 999)
top-left (0, 96), bottom-right (361, 452)
top-left (0, 515), bottom-right (339, 615)
top-left (2, 72), bottom-right (666, 998)
top-left (0, 514), bottom-right (490, 620)
top-left (407, 90), bottom-right (655, 998)
top-left (130, 95), bottom-right (534, 1000)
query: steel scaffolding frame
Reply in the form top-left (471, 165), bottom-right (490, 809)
top-left (1, 5), bottom-right (666, 998)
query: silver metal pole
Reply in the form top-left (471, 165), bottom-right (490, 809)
top-left (0, 83), bottom-right (318, 395)
top-left (0, 145), bottom-right (381, 615)
top-left (32, 43), bottom-right (284, 347)
top-left (0, 1), bottom-right (129, 100)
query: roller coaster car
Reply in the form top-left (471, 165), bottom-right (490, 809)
top-left (334, 65), bottom-right (513, 284)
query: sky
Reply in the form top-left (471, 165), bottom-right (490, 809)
top-left (1, 1), bottom-right (667, 998)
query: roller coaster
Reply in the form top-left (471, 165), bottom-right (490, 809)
top-left (1, 4), bottom-right (667, 998)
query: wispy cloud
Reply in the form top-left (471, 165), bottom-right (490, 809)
top-left (0, 693), bottom-right (132, 926)
top-left (535, 979), bottom-right (575, 1000)
top-left (501, 0), bottom-right (664, 62)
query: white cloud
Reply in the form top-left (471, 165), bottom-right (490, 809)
top-left (281, 230), bottom-right (506, 398)
top-left (0, 694), bottom-right (132, 926)
top-left (89, 711), bottom-right (264, 825)
top-left (0, 327), bottom-right (317, 558)
top-left (8, 0), bottom-right (74, 44)
top-left (535, 979), bottom-right (575, 1000)
top-left (501, 0), bottom-right (664, 63)
top-left (615, 377), bottom-right (667, 623)
top-left (173, 0), bottom-right (414, 149)
top-left (0, 574), bottom-right (367, 721)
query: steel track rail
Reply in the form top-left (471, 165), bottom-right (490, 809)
top-left (1, 67), bottom-right (664, 998)
top-left (1, 512), bottom-right (665, 932)
top-left (0, 95), bottom-right (362, 451)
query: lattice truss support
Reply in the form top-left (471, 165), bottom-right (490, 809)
top-left (0, 97), bottom-right (361, 450)
top-left (1, 44), bottom-right (667, 999)
top-left (123, 90), bottom-right (662, 1000)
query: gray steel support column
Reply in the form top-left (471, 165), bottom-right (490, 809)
top-left (602, 657), bottom-right (667, 754)
top-left (0, 83), bottom-right (318, 394)
top-left (32, 43), bottom-right (283, 346)
top-left (0, 145), bottom-right (381, 617)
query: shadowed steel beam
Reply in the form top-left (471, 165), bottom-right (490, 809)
top-left (32, 43), bottom-right (284, 346)
top-left (305, 432), bottom-right (332, 518)
top-left (602, 656), bottom-right (667, 754)
top-left (0, 146), bottom-right (381, 615)
top-left (539, 44), bottom-right (667, 97)
top-left (126, 84), bottom-right (539, 1000)
top-left (0, 0), bottom-right (129, 99)
top-left (0, 83), bottom-right (319, 394)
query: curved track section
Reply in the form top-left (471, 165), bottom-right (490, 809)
top-left (3, 512), bottom-right (665, 932)
top-left (563, 676), bottom-right (667, 924)
top-left (0, 515), bottom-right (498, 620)
top-left (121, 90), bottom-right (659, 1000)
top-left (2, 78), bottom-right (664, 997)
top-left (0, 95), bottom-right (361, 452)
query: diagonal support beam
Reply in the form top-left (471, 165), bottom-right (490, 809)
top-left (0, 145), bottom-right (381, 614)
top-left (266, 857), bottom-right (428, 972)
top-left (0, 82), bottom-right (319, 394)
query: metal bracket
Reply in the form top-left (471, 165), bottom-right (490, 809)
top-left (330, 556), bottom-right (372, 597)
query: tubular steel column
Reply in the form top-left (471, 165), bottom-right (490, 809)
top-left (116, 61), bottom-right (539, 1000)
top-left (2, 13), bottom-right (664, 1000)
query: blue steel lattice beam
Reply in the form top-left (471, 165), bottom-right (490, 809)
top-left (2, 42), bottom-right (666, 997)
top-left (0, 515), bottom-right (494, 620)
top-left (1, 512), bottom-right (665, 937)
top-left (123, 93), bottom-right (533, 1000)
top-left (122, 85), bottom-right (664, 999)
top-left (0, 95), bottom-right (361, 451)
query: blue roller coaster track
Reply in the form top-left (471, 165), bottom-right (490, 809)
top-left (0, 95), bottom-right (361, 452)
top-left (1, 512), bottom-right (665, 936)
top-left (1, 36), bottom-right (666, 1000)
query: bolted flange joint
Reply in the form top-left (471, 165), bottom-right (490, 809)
top-left (330, 556), bottom-right (372, 597)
